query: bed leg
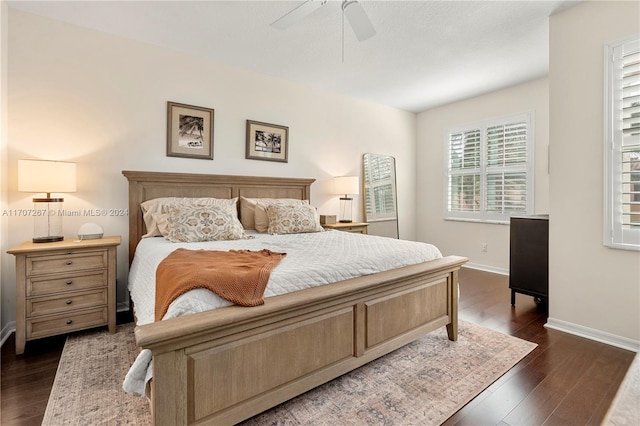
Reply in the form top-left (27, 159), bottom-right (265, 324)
top-left (446, 319), bottom-right (458, 341)
top-left (446, 269), bottom-right (459, 341)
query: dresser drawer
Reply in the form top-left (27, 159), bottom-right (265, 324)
top-left (26, 250), bottom-right (107, 276)
top-left (26, 271), bottom-right (108, 297)
top-left (27, 289), bottom-right (107, 317)
top-left (27, 307), bottom-right (108, 339)
top-left (322, 223), bottom-right (369, 234)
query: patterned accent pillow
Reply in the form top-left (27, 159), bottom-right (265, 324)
top-left (141, 197), bottom-right (238, 238)
top-left (164, 205), bottom-right (247, 242)
top-left (240, 197), bottom-right (310, 232)
top-left (265, 203), bottom-right (322, 235)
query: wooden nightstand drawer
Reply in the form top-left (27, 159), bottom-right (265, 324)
top-left (322, 222), bottom-right (369, 234)
top-left (26, 271), bottom-right (108, 297)
top-left (27, 307), bottom-right (109, 339)
top-left (27, 289), bottom-right (107, 317)
top-left (26, 250), bottom-right (107, 276)
top-left (339, 225), bottom-right (367, 233)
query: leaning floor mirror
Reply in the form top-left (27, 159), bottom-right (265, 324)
top-left (362, 153), bottom-right (399, 238)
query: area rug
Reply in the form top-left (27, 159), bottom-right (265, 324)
top-left (41, 323), bottom-right (151, 426)
top-left (603, 352), bottom-right (640, 425)
top-left (42, 320), bottom-right (536, 425)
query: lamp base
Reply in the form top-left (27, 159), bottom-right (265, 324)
top-left (32, 198), bottom-right (65, 244)
top-left (339, 196), bottom-right (353, 223)
top-left (33, 235), bottom-right (64, 243)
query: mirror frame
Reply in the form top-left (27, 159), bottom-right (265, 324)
top-left (362, 153), bottom-right (399, 238)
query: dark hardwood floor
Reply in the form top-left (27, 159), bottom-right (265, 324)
top-left (1, 268), bottom-right (635, 425)
top-left (447, 268), bottom-right (635, 426)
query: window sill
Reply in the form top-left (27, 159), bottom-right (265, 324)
top-left (444, 217), bottom-right (510, 225)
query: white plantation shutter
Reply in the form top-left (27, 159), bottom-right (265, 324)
top-left (445, 114), bottom-right (533, 223)
top-left (448, 129), bottom-right (481, 216)
top-left (605, 35), bottom-right (640, 250)
top-left (486, 121), bottom-right (529, 216)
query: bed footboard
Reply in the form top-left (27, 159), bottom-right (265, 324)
top-left (135, 255), bottom-right (467, 425)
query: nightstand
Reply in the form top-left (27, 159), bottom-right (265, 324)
top-left (7, 236), bottom-right (121, 355)
top-left (322, 222), bottom-right (369, 234)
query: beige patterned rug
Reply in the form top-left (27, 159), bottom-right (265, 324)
top-left (603, 353), bottom-right (640, 425)
top-left (43, 320), bottom-right (536, 425)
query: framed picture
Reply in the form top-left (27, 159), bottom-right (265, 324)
top-left (245, 120), bottom-right (289, 163)
top-left (167, 101), bottom-right (214, 159)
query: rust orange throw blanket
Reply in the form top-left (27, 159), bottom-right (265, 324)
top-left (155, 248), bottom-right (286, 321)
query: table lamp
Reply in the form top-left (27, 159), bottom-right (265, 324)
top-left (333, 176), bottom-right (359, 223)
top-left (18, 159), bottom-right (77, 243)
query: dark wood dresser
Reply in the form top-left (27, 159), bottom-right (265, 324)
top-left (509, 214), bottom-right (549, 306)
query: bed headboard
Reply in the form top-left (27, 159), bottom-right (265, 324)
top-left (122, 170), bottom-right (315, 264)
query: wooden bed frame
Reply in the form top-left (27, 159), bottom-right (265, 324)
top-left (122, 170), bottom-right (468, 426)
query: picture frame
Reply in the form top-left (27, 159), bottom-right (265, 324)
top-left (245, 120), bottom-right (289, 163)
top-left (167, 101), bottom-right (214, 160)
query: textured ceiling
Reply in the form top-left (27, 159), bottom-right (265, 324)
top-left (7, 0), bottom-right (578, 112)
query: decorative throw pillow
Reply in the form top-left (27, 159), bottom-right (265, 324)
top-left (141, 197), bottom-right (238, 238)
top-left (164, 205), bottom-right (246, 243)
top-left (251, 198), bottom-right (310, 233)
top-left (240, 197), bottom-right (311, 232)
top-left (265, 203), bottom-right (322, 235)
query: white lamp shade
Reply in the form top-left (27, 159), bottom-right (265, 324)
top-left (18, 160), bottom-right (77, 193)
top-left (333, 176), bottom-right (359, 195)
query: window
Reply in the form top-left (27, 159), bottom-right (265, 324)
top-left (445, 113), bottom-right (534, 223)
top-left (605, 35), bottom-right (640, 251)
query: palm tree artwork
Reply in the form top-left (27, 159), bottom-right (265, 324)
top-left (178, 114), bottom-right (204, 148)
top-left (254, 130), bottom-right (281, 153)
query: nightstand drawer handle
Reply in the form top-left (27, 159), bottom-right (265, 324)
top-left (66, 320), bottom-right (73, 325)
top-left (66, 261), bottom-right (73, 266)
top-left (66, 280), bottom-right (73, 285)
top-left (66, 300), bottom-right (72, 305)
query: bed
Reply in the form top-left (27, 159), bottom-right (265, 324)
top-left (122, 170), bottom-right (468, 426)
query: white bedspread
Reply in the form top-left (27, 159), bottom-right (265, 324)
top-left (123, 230), bottom-right (442, 395)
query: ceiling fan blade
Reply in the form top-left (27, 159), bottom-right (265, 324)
top-left (271, 0), bottom-right (326, 30)
top-left (342, 0), bottom-right (376, 41)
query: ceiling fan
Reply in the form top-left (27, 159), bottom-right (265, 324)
top-left (271, 0), bottom-right (376, 42)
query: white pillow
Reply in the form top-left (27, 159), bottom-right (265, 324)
top-left (140, 197), bottom-right (238, 238)
top-left (265, 203), bottom-right (322, 235)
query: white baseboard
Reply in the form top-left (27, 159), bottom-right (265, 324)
top-left (1, 321), bottom-right (15, 348)
top-left (546, 317), bottom-right (639, 353)
top-left (463, 262), bottom-right (509, 276)
top-left (454, 265), bottom-right (639, 352)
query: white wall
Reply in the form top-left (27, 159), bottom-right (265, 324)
top-left (0, 10), bottom-right (417, 334)
top-left (416, 78), bottom-right (550, 273)
top-left (548, 1), bottom-right (640, 347)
